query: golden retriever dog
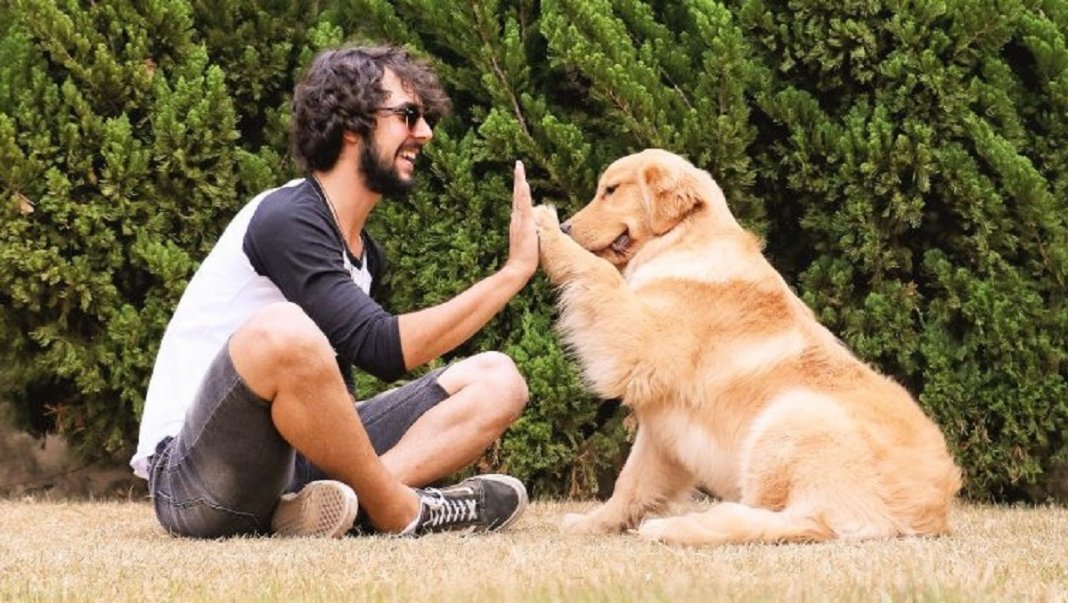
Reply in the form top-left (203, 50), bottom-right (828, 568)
top-left (531, 149), bottom-right (962, 546)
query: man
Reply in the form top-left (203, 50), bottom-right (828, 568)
top-left (130, 45), bottom-right (539, 538)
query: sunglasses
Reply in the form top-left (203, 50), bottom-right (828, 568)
top-left (374, 103), bottom-right (436, 131)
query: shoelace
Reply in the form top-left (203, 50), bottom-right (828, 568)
top-left (421, 489), bottom-right (479, 528)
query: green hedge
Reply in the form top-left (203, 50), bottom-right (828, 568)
top-left (1, 0), bottom-right (1065, 501)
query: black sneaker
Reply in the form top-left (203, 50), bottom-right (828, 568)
top-left (411, 474), bottom-right (528, 535)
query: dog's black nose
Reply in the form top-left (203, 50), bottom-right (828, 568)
top-left (561, 221), bottom-right (572, 235)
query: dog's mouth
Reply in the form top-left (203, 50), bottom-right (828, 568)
top-left (592, 228), bottom-right (633, 267)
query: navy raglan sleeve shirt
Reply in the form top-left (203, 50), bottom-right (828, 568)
top-left (242, 182), bottom-right (406, 383)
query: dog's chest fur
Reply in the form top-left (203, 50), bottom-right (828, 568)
top-left (623, 235), bottom-right (759, 288)
top-left (642, 408), bottom-right (741, 500)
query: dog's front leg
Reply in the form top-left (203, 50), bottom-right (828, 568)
top-left (534, 205), bottom-right (654, 400)
top-left (562, 426), bottom-right (692, 535)
top-left (533, 205), bottom-right (620, 287)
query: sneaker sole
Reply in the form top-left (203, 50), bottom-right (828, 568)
top-left (271, 480), bottom-right (358, 538)
top-left (477, 474), bottom-right (529, 532)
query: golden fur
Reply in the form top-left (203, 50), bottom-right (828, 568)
top-left (532, 149), bottom-right (962, 546)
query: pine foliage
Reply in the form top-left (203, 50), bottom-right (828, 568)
top-left (0, 0), bottom-right (301, 453)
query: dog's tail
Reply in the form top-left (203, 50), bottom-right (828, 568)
top-left (641, 502), bottom-right (835, 546)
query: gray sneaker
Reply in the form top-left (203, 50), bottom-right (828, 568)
top-left (271, 480), bottom-right (359, 538)
top-left (412, 474), bottom-right (528, 535)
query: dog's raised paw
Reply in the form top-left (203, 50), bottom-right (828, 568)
top-left (532, 204), bottom-right (560, 232)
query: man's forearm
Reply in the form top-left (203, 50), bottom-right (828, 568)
top-left (396, 264), bottom-right (533, 370)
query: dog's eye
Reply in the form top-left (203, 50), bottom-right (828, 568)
top-left (603, 184), bottom-right (618, 197)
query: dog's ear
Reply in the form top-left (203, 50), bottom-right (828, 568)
top-left (639, 159), bottom-right (704, 235)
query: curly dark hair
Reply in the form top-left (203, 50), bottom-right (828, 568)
top-left (290, 45), bottom-right (451, 171)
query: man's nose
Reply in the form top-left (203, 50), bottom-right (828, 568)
top-left (413, 116), bottom-right (433, 140)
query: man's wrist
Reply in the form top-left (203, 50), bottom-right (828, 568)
top-left (499, 260), bottom-right (536, 287)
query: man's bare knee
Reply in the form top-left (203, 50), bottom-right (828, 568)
top-left (472, 351), bottom-right (529, 421)
top-left (229, 302), bottom-right (335, 399)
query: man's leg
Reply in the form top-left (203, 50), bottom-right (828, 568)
top-left (377, 351), bottom-right (529, 486)
top-left (359, 352), bottom-right (530, 534)
top-left (228, 302), bottom-right (419, 532)
top-left (148, 345), bottom-right (296, 538)
top-left (284, 351), bottom-right (532, 534)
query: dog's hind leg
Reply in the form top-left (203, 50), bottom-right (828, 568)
top-left (636, 455), bottom-right (894, 547)
top-left (737, 390), bottom-right (903, 542)
top-left (640, 391), bottom-right (906, 546)
top-left (637, 502), bottom-right (833, 546)
top-left (562, 426), bottom-right (692, 534)
top-left (677, 390), bottom-right (898, 547)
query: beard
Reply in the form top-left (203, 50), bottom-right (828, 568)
top-left (360, 138), bottom-right (414, 199)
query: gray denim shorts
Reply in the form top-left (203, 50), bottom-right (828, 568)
top-left (147, 344), bottom-right (448, 538)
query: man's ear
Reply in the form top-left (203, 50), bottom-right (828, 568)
top-left (638, 160), bottom-right (703, 234)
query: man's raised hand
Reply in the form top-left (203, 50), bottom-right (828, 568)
top-left (506, 160), bottom-right (539, 278)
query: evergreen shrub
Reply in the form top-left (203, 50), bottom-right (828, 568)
top-left (0, 0), bottom-right (306, 453)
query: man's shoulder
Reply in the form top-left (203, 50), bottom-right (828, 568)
top-left (241, 178), bottom-right (340, 271)
top-left (244, 178), bottom-right (333, 237)
top-left (250, 178), bottom-right (318, 219)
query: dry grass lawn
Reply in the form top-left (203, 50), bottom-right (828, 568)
top-left (0, 498), bottom-right (1065, 601)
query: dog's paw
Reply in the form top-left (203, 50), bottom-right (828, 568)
top-left (636, 517), bottom-right (673, 542)
top-left (560, 512), bottom-right (594, 533)
top-left (638, 517), bottom-right (696, 545)
top-left (532, 204), bottom-right (560, 234)
top-left (638, 516), bottom-right (713, 546)
top-left (560, 512), bottom-right (619, 535)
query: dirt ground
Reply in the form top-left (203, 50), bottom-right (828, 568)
top-left (0, 404), bottom-right (145, 500)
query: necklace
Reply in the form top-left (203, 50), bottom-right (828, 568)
top-left (312, 174), bottom-right (367, 270)
top-left (312, 175), bottom-right (371, 291)
top-left (313, 174), bottom-right (345, 238)
top-left (313, 174), bottom-right (363, 261)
